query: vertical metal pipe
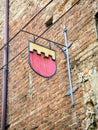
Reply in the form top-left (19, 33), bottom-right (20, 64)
top-left (1, 0), bottom-right (9, 130)
top-left (63, 25), bottom-right (74, 107)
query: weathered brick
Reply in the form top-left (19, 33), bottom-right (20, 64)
top-left (1, 0), bottom-right (98, 130)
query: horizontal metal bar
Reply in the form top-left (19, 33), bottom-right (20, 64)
top-left (21, 29), bottom-right (65, 47)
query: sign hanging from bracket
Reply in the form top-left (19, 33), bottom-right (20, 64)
top-left (21, 25), bottom-right (78, 107)
top-left (28, 41), bottom-right (57, 78)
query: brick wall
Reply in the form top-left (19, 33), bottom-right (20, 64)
top-left (0, 0), bottom-right (98, 129)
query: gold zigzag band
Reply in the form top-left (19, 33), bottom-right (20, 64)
top-left (29, 42), bottom-right (55, 60)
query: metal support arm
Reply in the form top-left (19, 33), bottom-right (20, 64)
top-left (63, 25), bottom-right (77, 107)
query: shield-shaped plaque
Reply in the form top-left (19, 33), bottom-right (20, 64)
top-left (28, 41), bottom-right (56, 77)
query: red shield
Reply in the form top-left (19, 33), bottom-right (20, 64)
top-left (28, 41), bottom-right (56, 77)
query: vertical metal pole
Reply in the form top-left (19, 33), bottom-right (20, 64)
top-left (1, 0), bottom-right (9, 129)
top-left (63, 25), bottom-right (74, 107)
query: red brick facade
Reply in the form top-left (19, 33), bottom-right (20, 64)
top-left (0, 0), bottom-right (98, 129)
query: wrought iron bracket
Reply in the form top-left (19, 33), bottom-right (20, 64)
top-left (62, 43), bottom-right (73, 51)
top-left (62, 43), bottom-right (73, 58)
top-left (63, 25), bottom-right (78, 107)
top-left (21, 26), bottom-right (78, 107)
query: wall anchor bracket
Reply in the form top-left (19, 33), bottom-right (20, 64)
top-left (63, 25), bottom-right (78, 107)
top-left (65, 87), bottom-right (78, 96)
